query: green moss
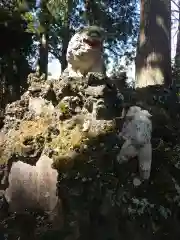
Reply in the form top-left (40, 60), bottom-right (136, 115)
top-left (103, 122), bottom-right (116, 133)
top-left (48, 122), bottom-right (89, 157)
top-left (0, 157), bottom-right (8, 165)
top-left (58, 102), bottom-right (70, 115)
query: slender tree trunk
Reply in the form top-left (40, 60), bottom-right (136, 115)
top-left (39, 32), bottom-right (48, 79)
top-left (38, 0), bottom-right (49, 80)
top-left (175, 17), bottom-right (180, 62)
top-left (85, 0), bottom-right (94, 25)
top-left (175, 0), bottom-right (180, 84)
top-left (135, 0), bottom-right (171, 88)
top-left (0, 64), bottom-right (4, 110)
top-left (61, 0), bottom-right (72, 71)
top-left (61, 28), bottom-right (70, 71)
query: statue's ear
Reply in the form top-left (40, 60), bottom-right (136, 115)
top-left (141, 110), bottom-right (152, 118)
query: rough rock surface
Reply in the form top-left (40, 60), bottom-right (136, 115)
top-left (5, 155), bottom-right (59, 214)
top-left (1, 70), bottom-right (180, 240)
top-left (0, 71), bottom-right (123, 239)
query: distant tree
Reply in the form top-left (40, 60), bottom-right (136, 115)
top-left (0, 1), bottom-right (34, 107)
top-left (48, 0), bottom-right (139, 73)
top-left (59, 0), bottom-right (74, 71)
top-left (37, 0), bottom-right (50, 79)
top-left (81, 0), bottom-right (139, 71)
top-left (47, 0), bottom-right (75, 71)
top-left (84, 0), bottom-right (97, 25)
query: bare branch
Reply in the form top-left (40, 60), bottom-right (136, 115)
top-left (171, 0), bottom-right (180, 9)
top-left (171, 10), bottom-right (180, 13)
top-left (173, 29), bottom-right (179, 39)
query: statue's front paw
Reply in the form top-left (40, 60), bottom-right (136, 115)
top-left (82, 120), bottom-right (91, 132)
top-left (116, 154), bottom-right (127, 164)
top-left (133, 177), bottom-right (142, 187)
top-left (117, 132), bottom-right (123, 139)
top-left (139, 169), bottom-right (150, 180)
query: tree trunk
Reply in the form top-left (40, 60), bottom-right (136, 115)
top-left (38, 0), bottom-right (49, 80)
top-left (61, 28), bottom-right (70, 71)
top-left (135, 0), bottom-right (171, 88)
top-left (84, 0), bottom-right (94, 25)
top-left (61, 0), bottom-right (72, 71)
top-left (39, 32), bottom-right (48, 79)
top-left (175, 0), bottom-right (180, 84)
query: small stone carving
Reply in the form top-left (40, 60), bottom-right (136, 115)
top-left (117, 106), bottom-right (152, 181)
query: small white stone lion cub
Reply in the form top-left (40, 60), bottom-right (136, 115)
top-left (117, 106), bottom-right (152, 181)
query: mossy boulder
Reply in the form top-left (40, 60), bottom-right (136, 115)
top-left (1, 75), bottom-right (180, 240)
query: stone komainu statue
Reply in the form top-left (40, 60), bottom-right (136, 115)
top-left (63, 26), bottom-right (105, 78)
top-left (117, 106), bottom-right (152, 180)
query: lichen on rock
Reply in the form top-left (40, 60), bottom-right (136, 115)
top-left (0, 67), bottom-right (124, 238)
top-left (1, 33), bottom-right (180, 239)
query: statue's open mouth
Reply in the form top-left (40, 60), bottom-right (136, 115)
top-left (83, 38), bottom-right (101, 48)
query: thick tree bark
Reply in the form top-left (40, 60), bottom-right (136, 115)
top-left (135, 0), bottom-right (171, 88)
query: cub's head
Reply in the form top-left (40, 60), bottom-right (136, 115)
top-left (121, 104), bottom-right (152, 120)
